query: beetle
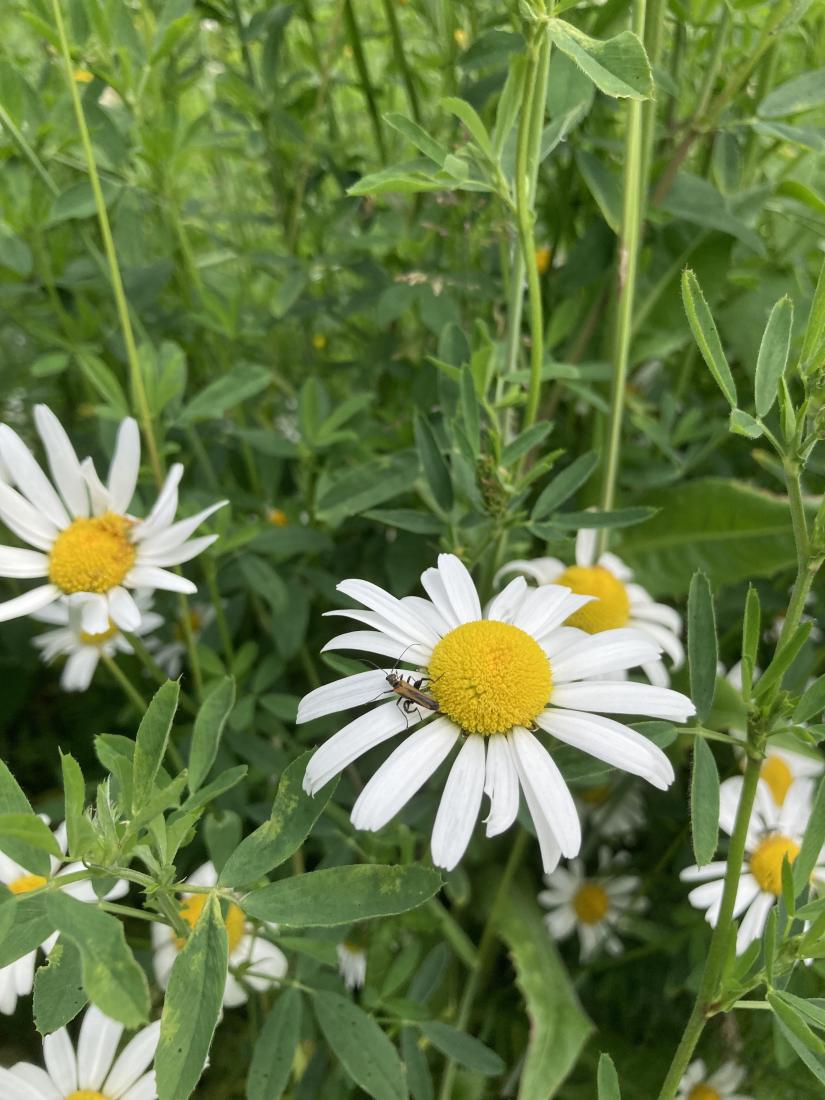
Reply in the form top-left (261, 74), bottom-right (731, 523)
top-left (385, 671), bottom-right (440, 714)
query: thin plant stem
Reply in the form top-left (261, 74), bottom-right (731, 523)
top-left (598, 0), bottom-right (647, 552)
top-left (381, 0), bottom-right (422, 124)
top-left (177, 593), bottom-right (205, 700)
top-left (437, 829), bottom-right (528, 1100)
top-left (51, 0), bottom-right (163, 486)
top-left (100, 652), bottom-right (147, 714)
top-left (656, 755), bottom-right (762, 1100)
top-left (204, 558), bottom-right (235, 666)
top-left (343, 0), bottom-right (388, 164)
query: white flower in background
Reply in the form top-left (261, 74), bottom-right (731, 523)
top-left (152, 863), bottom-right (286, 1007)
top-left (0, 1004), bottom-right (160, 1100)
top-left (299, 553), bottom-right (694, 873)
top-left (153, 601), bottom-right (216, 679)
top-left (337, 942), bottom-right (367, 990)
top-left (577, 779), bottom-right (646, 842)
top-left (31, 590), bottom-right (163, 692)
top-left (681, 776), bottom-right (825, 954)
top-left (539, 851), bottom-right (646, 959)
top-left (497, 528), bottom-right (684, 687)
top-left (0, 405), bottom-right (226, 632)
top-left (0, 822), bottom-right (128, 1016)
top-left (675, 1058), bottom-right (753, 1100)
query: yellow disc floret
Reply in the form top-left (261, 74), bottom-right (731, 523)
top-left (688, 1087), bottom-right (720, 1100)
top-left (9, 873), bottom-right (47, 895)
top-left (556, 565), bottom-right (630, 633)
top-left (428, 620), bottom-right (551, 735)
top-left (176, 894), bottom-right (246, 953)
top-left (67, 1092), bottom-right (106, 1100)
top-left (761, 755), bottom-right (793, 806)
top-left (48, 512), bottom-right (136, 594)
top-left (572, 882), bottom-right (609, 924)
top-left (750, 834), bottom-right (800, 895)
top-left (80, 621), bottom-right (119, 646)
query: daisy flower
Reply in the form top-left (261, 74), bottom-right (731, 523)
top-left (298, 553), bottom-right (694, 872)
top-left (0, 822), bottom-right (128, 1016)
top-left (151, 863), bottom-right (286, 1007)
top-left (31, 591), bottom-right (163, 693)
top-left (675, 1058), bottom-right (753, 1100)
top-left (539, 851), bottom-right (646, 959)
top-left (0, 1004), bottom-right (160, 1100)
top-left (0, 405), bottom-right (226, 633)
top-left (497, 527), bottom-right (684, 687)
top-left (577, 779), bottom-right (646, 842)
top-left (337, 942), bottom-right (367, 991)
top-left (681, 775), bottom-right (825, 954)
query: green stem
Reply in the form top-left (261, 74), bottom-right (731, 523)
top-left (204, 558), bottom-right (235, 666)
top-left (51, 0), bottom-right (163, 486)
top-left (177, 593), bottom-right (205, 700)
top-left (100, 652), bottom-right (147, 714)
top-left (598, 0), bottom-right (647, 552)
top-left (381, 0), bottom-right (422, 124)
top-left (437, 829), bottom-right (527, 1100)
top-left (343, 0), bottom-right (387, 164)
top-left (656, 756), bottom-right (763, 1100)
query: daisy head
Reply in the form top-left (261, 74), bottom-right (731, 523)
top-left (497, 527), bottom-right (684, 687)
top-left (0, 405), bottom-right (226, 634)
top-left (31, 590), bottom-right (163, 693)
top-left (539, 850), bottom-right (646, 960)
top-left (299, 553), bottom-right (694, 873)
top-left (337, 941), bottom-right (367, 991)
top-left (151, 862), bottom-right (287, 1007)
top-left (0, 821), bottom-right (128, 1016)
top-left (0, 1004), bottom-right (160, 1099)
top-left (676, 1058), bottom-right (753, 1100)
top-left (681, 775), bottom-right (824, 954)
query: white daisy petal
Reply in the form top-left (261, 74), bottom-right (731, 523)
top-left (139, 502), bottom-right (227, 555)
top-left (106, 418), bottom-right (141, 513)
top-left (483, 734), bottom-right (520, 837)
top-left (124, 566), bottom-right (197, 594)
top-left (400, 595), bottom-right (451, 637)
top-left (598, 551), bottom-right (633, 581)
top-left (431, 735), bottom-right (486, 870)
top-left (420, 567), bottom-right (462, 630)
top-left (103, 1021), bottom-right (160, 1098)
top-left (351, 717), bottom-right (459, 831)
top-left (77, 594), bottom-right (110, 635)
top-left (435, 554), bottom-right (482, 623)
top-left (337, 579), bottom-right (440, 647)
top-left (510, 726), bottom-right (580, 856)
top-left (132, 464), bottom-right (184, 541)
top-left (512, 585), bottom-right (592, 640)
top-left (43, 1027), bottom-right (78, 1092)
top-left (575, 528), bottom-right (597, 566)
top-left (0, 480), bottom-right (60, 550)
top-left (80, 456), bottom-right (111, 514)
top-left (8, 1064), bottom-right (61, 1100)
top-left (245, 937), bottom-right (288, 991)
top-left (0, 547), bottom-right (49, 578)
top-left (550, 681), bottom-right (694, 722)
top-left (634, 620), bottom-right (684, 666)
top-left (736, 892), bottom-right (774, 953)
top-left (679, 862), bottom-right (728, 884)
top-left (538, 709), bottom-right (674, 789)
top-left (0, 584), bottom-right (61, 624)
top-left (549, 628), bottom-right (661, 682)
top-left (486, 576), bottom-right (528, 623)
top-left (77, 1005), bottom-right (123, 1089)
top-left (33, 405), bottom-right (89, 518)
top-left (108, 586), bottom-right (142, 632)
top-left (120, 1074), bottom-right (158, 1100)
top-left (303, 700), bottom-right (411, 794)
top-left (298, 669), bottom-right (392, 724)
top-left (324, 608), bottom-right (433, 654)
top-left (0, 1069), bottom-right (45, 1100)
top-left (321, 630), bottom-right (432, 664)
top-left (0, 424), bottom-right (70, 528)
top-left (137, 534), bottom-right (218, 568)
top-left (509, 735), bottom-right (562, 873)
top-left (61, 648), bottom-right (101, 692)
top-left (494, 558), bottom-right (562, 587)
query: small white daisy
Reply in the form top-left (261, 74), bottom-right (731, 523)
top-left (675, 1057), bottom-right (753, 1100)
top-left (0, 405), bottom-right (226, 633)
top-left (153, 601), bottom-right (216, 679)
top-left (577, 779), bottom-right (646, 842)
top-left (0, 822), bottom-right (128, 1016)
top-left (336, 942), bottom-right (367, 991)
top-left (31, 590), bottom-right (163, 693)
top-left (539, 851), bottom-right (646, 960)
top-left (497, 528), bottom-right (684, 686)
top-left (0, 1004), bottom-right (160, 1100)
top-left (681, 776), bottom-right (825, 954)
top-left (151, 862), bottom-right (287, 1007)
top-left (299, 553), bottom-right (694, 873)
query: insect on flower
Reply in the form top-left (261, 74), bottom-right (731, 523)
top-left (385, 670), bottom-right (440, 714)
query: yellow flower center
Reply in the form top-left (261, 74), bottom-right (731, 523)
top-left (67, 1092), bottom-right (106, 1100)
top-left (581, 783), bottom-right (610, 806)
top-left (312, 334), bottom-right (327, 351)
top-left (48, 513), bottom-right (135, 594)
top-left (175, 894), bottom-right (246, 953)
top-left (80, 621), bottom-right (119, 646)
top-left (688, 1087), bottom-right (720, 1100)
top-left (267, 508), bottom-right (289, 527)
top-left (535, 246), bottom-right (551, 275)
top-left (572, 883), bottom-right (609, 924)
top-left (9, 873), bottom-right (48, 895)
top-left (761, 755), bottom-right (793, 806)
top-left (750, 834), bottom-right (800, 895)
top-left (428, 620), bottom-right (551, 735)
top-left (556, 565), bottom-right (630, 633)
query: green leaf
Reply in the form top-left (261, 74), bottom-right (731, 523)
top-left (316, 452), bottom-right (417, 526)
top-left (688, 571), bottom-right (717, 722)
top-left (48, 178), bottom-right (120, 224)
top-left (178, 365), bottom-right (271, 424)
top-left (755, 623), bottom-right (811, 703)
top-left (755, 297), bottom-right (794, 417)
top-left (597, 1053), bottom-right (622, 1099)
top-left (0, 893), bottom-right (53, 968)
top-left (61, 752), bottom-right (94, 858)
top-left (189, 676), bottom-right (235, 792)
top-left (132, 680), bottom-right (180, 814)
top-left (758, 67), bottom-right (825, 118)
top-left (46, 892), bottom-right (150, 1028)
top-left (801, 256), bottom-right (825, 374)
top-left (364, 509), bottom-right (443, 535)
top-left (414, 415), bottom-right (453, 513)
top-left (664, 174), bottom-right (764, 254)
top-left (418, 1022), bottom-right (504, 1076)
top-left (401, 1027), bottom-right (434, 1100)
top-left (795, 676), bottom-right (825, 724)
top-left (681, 270), bottom-right (737, 407)
top-left (247, 988), bottom-right (302, 1100)
top-left (793, 776), bottom-right (825, 895)
top-left (385, 113), bottom-right (447, 165)
top-left (0, 760), bottom-right (49, 872)
top-left (0, 813), bottom-right (58, 877)
top-left (459, 367), bottom-right (481, 457)
top-left (33, 938), bottom-right (87, 1034)
top-left (546, 21), bottom-right (652, 99)
top-left (531, 452), bottom-right (598, 520)
top-left (219, 753), bottom-right (337, 887)
top-left (440, 96), bottom-right (495, 161)
top-left (769, 992), bottom-right (825, 1084)
top-left (538, 506), bottom-right (655, 531)
top-left (156, 893), bottom-right (227, 1100)
top-left (348, 162), bottom-right (444, 196)
top-left (240, 864), bottom-right (442, 927)
top-left (690, 738), bottom-right (720, 867)
top-left (495, 884), bottom-right (593, 1099)
top-left (76, 353), bottom-right (130, 417)
top-left (729, 409), bottom-right (763, 439)
top-left (501, 423), bottom-right (553, 468)
top-left (180, 765), bottom-right (247, 813)
top-left (313, 990), bottom-right (407, 1100)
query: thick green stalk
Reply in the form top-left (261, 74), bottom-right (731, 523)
top-left (51, 0), bottom-right (163, 486)
top-left (597, 0), bottom-right (647, 551)
top-left (656, 755), bottom-right (763, 1100)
